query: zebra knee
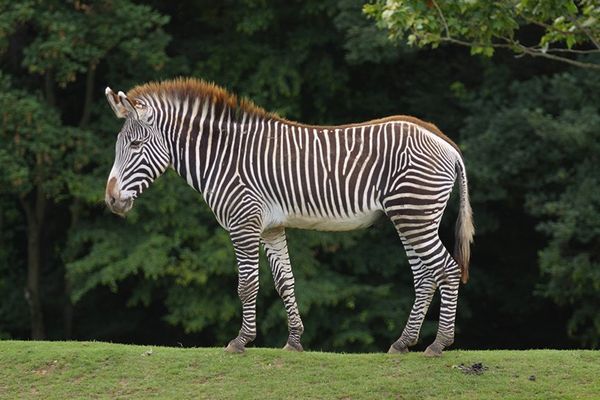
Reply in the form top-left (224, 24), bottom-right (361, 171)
top-left (238, 290), bottom-right (255, 304)
top-left (434, 259), bottom-right (461, 286)
top-left (237, 280), bottom-right (259, 303)
top-left (275, 278), bottom-right (295, 298)
top-left (445, 262), bottom-right (462, 285)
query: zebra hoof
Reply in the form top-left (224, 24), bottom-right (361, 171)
top-left (387, 343), bottom-right (409, 354)
top-left (225, 341), bottom-right (245, 353)
top-left (283, 342), bottom-right (303, 352)
top-left (423, 343), bottom-right (443, 357)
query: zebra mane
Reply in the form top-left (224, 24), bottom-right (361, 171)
top-left (127, 77), bottom-right (280, 121)
top-left (127, 78), bottom-right (461, 154)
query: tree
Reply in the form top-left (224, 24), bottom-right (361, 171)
top-left (0, 74), bottom-right (93, 339)
top-left (0, 0), bottom-right (169, 339)
top-left (364, 0), bottom-right (600, 69)
top-left (458, 62), bottom-right (600, 346)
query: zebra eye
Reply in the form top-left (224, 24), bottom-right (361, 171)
top-left (130, 140), bottom-right (143, 148)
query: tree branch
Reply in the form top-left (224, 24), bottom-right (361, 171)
top-left (544, 47), bottom-right (600, 54)
top-left (509, 39), bottom-right (600, 70)
top-left (436, 36), bottom-right (600, 70)
top-left (385, 1), bottom-right (600, 69)
top-left (567, 15), bottom-right (600, 50)
top-left (431, 0), bottom-right (450, 39)
top-left (521, 16), bottom-right (578, 37)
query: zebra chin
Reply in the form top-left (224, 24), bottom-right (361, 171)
top-left (106, 197), bottom-right (134, 217)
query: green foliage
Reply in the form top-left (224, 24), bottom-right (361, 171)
top-left (20, 0), bottom-right (169, 86)
top-left (460, 63), bottom-right (600, 346)
top-left (0, 2), bottom-right (34, 52)
top-left (334, 0), bottom-right (404, 64)
top-left (0, 73), bottom-right (94, 199)
top-left (364, 0), bottom-right (600, 68)
top-left (0, 0), bottom-right (170, 340)
top-left (67, 171), bottom-right (239, 342)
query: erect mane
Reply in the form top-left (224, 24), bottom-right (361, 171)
top-left (127, 77), bottom-right (280, 120)
top-left (127, 78), bottom-right (460, 154)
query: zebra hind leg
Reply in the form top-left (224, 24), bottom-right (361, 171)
top-left (262, 227), bottom-right (304, 351)
top-left (400, 231), bottom-right (459, 357)
top-left (225, 223), bottom-right (262, 353)
top-left (385, 196), bottom-right (458, 356)
top-left (423, 254), bottom-right (461, 357)
top-left (388, 238), bottom-right (437, 354)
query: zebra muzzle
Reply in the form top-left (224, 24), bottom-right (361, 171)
top-left (105, 177), bottom-right (134, 216)
top-left (108, 197), bottom-right (133, 216)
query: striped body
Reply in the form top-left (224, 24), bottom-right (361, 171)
top-left (105, 79), bottom-right (474, 355)
top-left (164, 111), bottom-right (461, 232)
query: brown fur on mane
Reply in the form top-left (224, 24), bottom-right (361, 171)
top-left (127, 78), bottom-right (461, 154)
top-left (127, 77), bottom-right (279, 120)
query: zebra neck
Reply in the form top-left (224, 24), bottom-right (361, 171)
top-left (167, 100), bottom-right (264, 195)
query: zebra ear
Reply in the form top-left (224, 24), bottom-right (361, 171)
top-left (117, 91), bottom-right (149, 121)
top-left (105, 87), bottom-right (127, 118)
top-left (117, 91), bottom-right (136, 116)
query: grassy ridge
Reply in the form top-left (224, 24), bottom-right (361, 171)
top-left (0, 341), bottom-right (598, 399)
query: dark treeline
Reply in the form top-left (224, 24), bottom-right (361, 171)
top-left (0, 0), bottom-right (598, 351)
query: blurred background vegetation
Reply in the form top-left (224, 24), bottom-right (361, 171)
top-left (0, 0), bottom-right (599, 351)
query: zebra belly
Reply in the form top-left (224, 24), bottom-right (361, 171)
top-left (265, 207), bottom-right (383, 232)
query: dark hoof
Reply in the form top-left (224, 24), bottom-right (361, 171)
top-left (424, 342), bottom-right (443, 357)
top-left (283, 341), bottom-right (303, 352)
top-left (388, 342), bottom-right (409, 354)
top-left (225, 340), bottom-right (245, 353)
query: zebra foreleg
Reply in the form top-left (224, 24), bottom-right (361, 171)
top-left (262, 227), bottom-right (304, 351)
top-left (225, 223), bottom-right (262, 353)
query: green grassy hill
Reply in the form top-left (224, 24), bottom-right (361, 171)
top-left (0, 341), bottom-right (598, 399)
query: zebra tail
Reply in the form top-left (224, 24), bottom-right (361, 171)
top-left (454, 157), bottom-right (474, 284)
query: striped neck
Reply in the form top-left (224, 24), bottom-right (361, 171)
top-left (153, 94), bottom-right (268, 194)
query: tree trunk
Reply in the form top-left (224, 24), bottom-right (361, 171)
top-left (21, 187), bottom-right (46, 340)
top-left (63, 61), bottom-right (96, 338)
top-left (63, 279), bottom-right (74, 339)
top-left (26, 217), bottom-right (45, 339)
top-left (78, 63), bottom-right (96, 128)
top-left (63, 198), bottom-right (81, 340)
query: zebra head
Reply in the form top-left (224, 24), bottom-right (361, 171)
top-left (104, 87), bottom-right (170, 216)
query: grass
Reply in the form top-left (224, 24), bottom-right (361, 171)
top-left (0, 341), bottom-right (598, 399)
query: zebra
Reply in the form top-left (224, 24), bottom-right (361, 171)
top-left (104, 78), bottom-right (474, 356)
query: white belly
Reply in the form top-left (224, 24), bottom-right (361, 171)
top-left (264, 207), bottom-right (383, 232)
